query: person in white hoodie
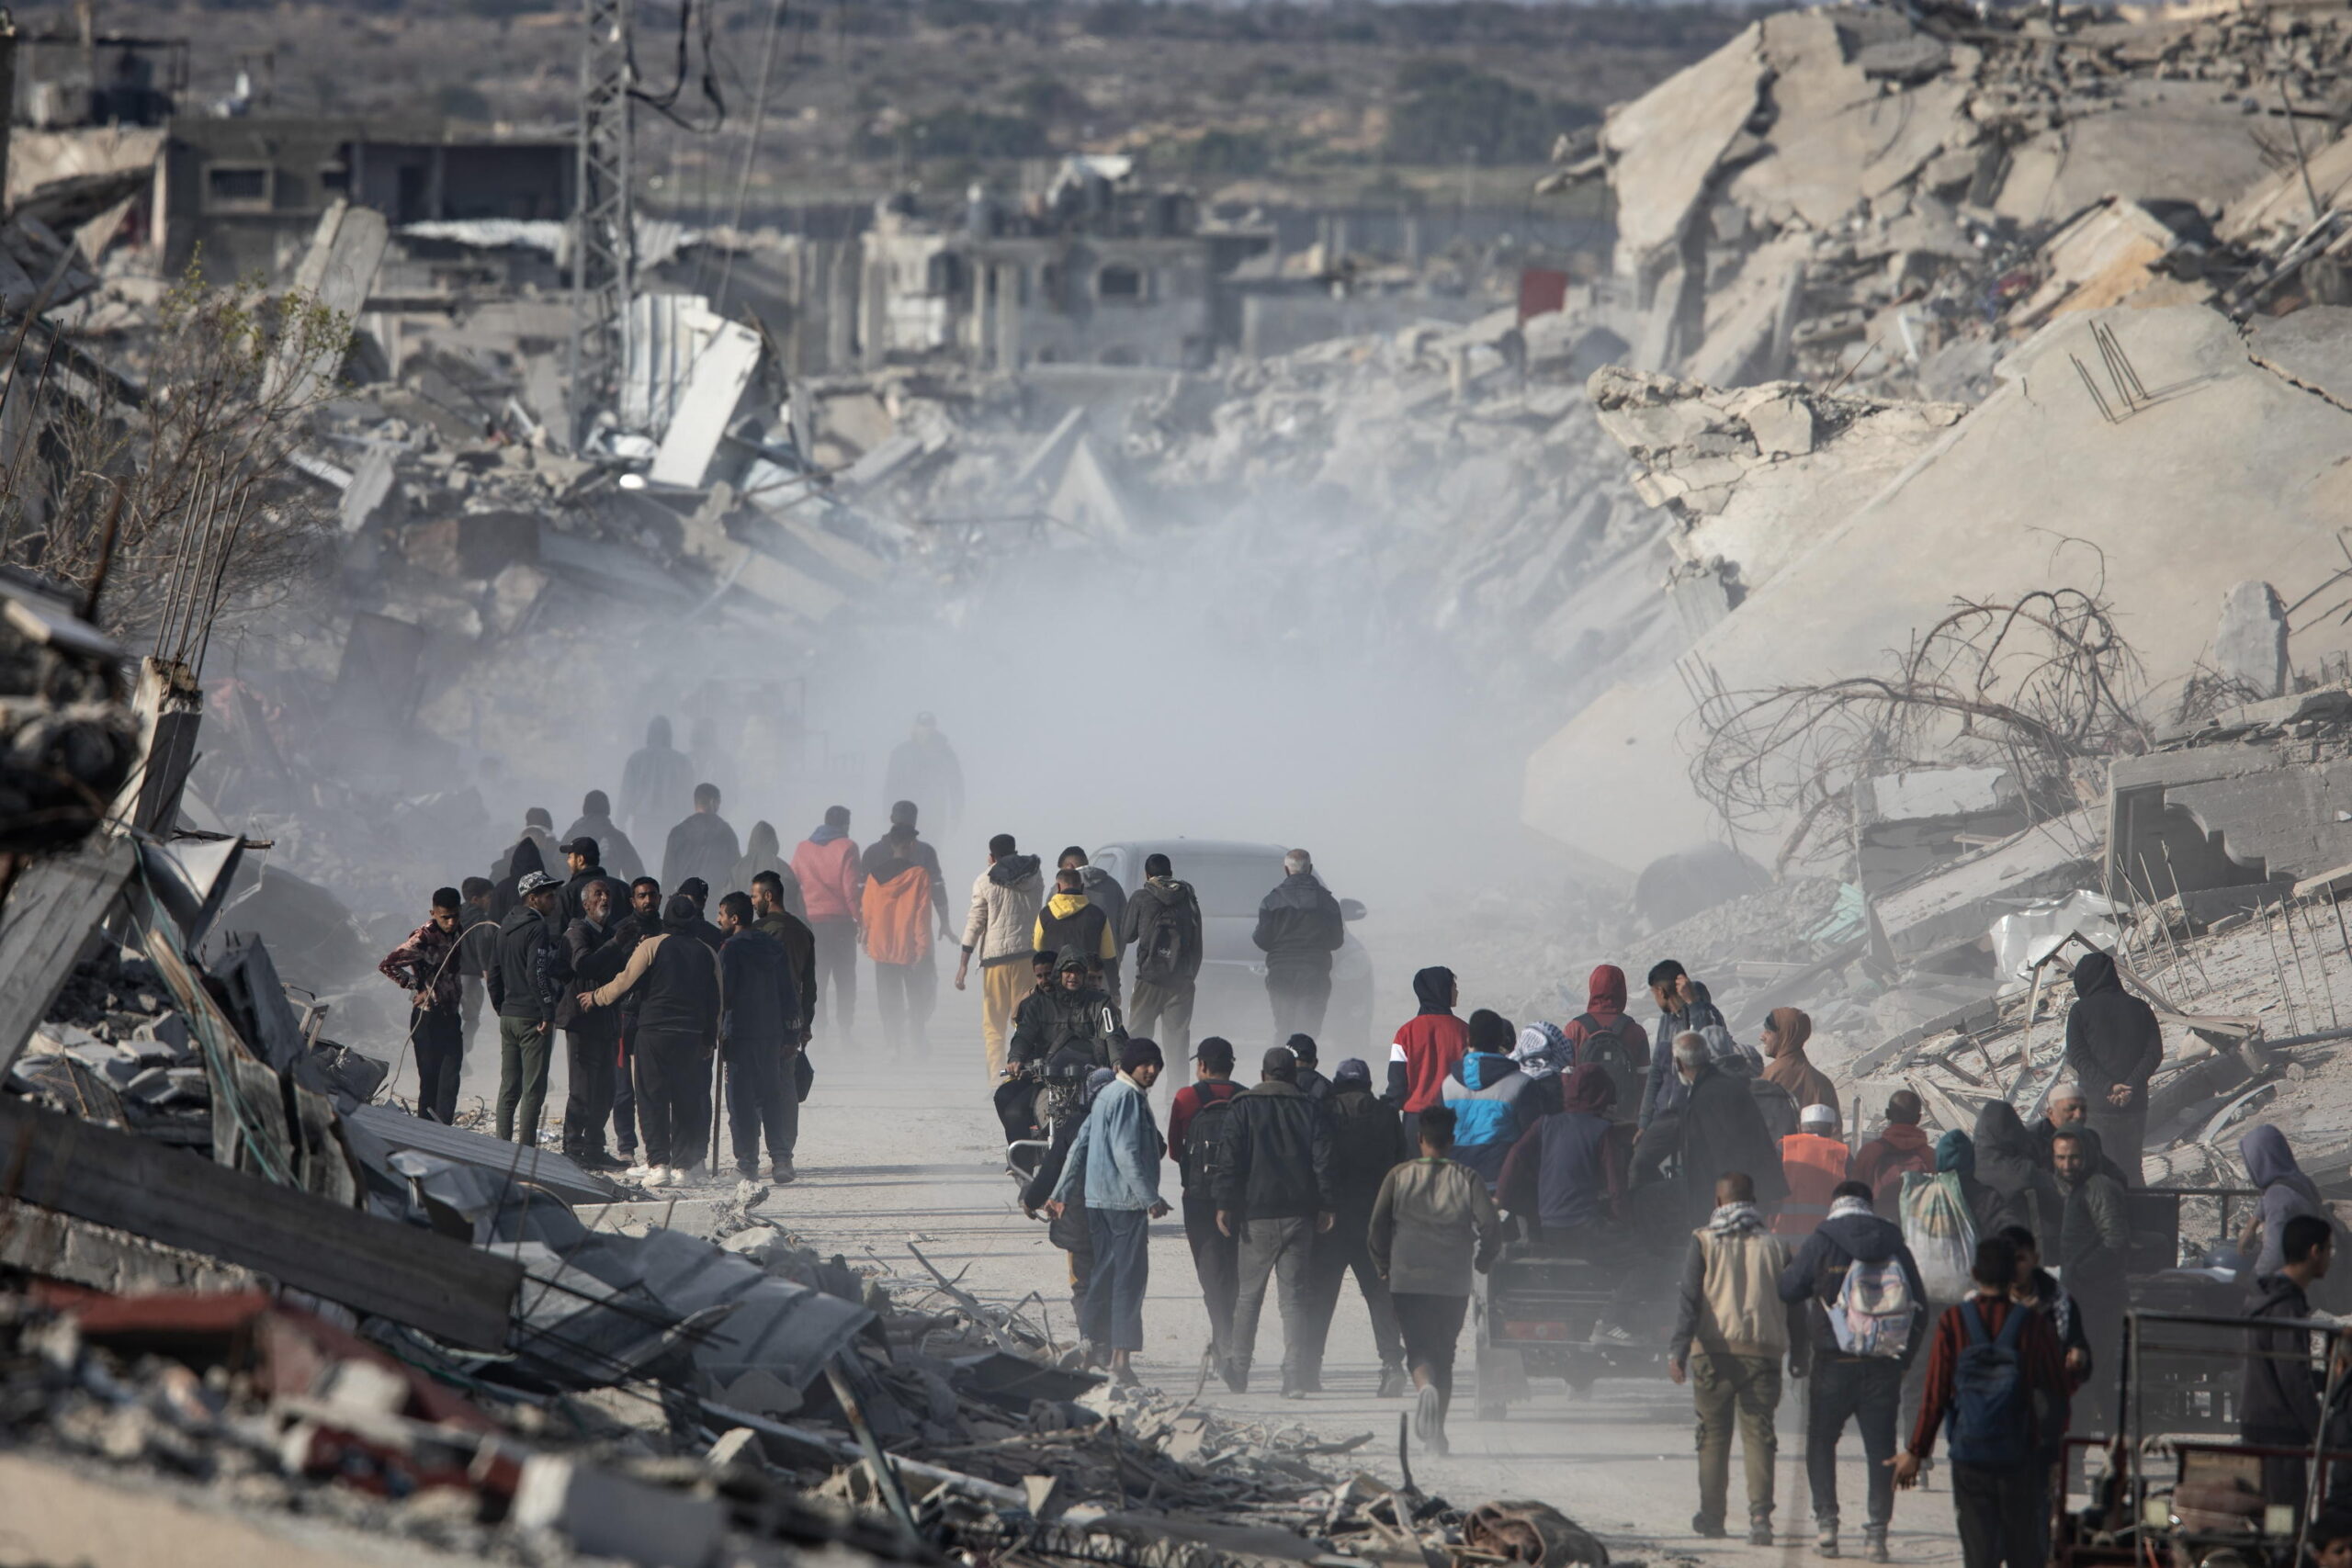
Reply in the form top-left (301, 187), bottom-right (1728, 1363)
top-left (956, 833), bottom-right (1045, 1081)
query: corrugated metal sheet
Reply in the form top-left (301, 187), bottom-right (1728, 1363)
top-left (344, 1103), bottom-right (616, 1207)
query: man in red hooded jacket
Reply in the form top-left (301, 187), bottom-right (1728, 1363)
top-left (1384, 966), bottom-right (1468, 1147)
top-left (1559, 964), bottom-right (1651, 1122)
top-left (792, 806), bottom-right (862, 1044)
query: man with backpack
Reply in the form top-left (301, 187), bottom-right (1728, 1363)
top-left (1170, 1037), bottom-right (1244, 1388)
top-left (1123, 855), bottom-right (1202, 1062)
top-left (1852, 1091), bottom-right (1937, 1215)
top-left (1214, 1045), bottom-right (1337, 1397)
top-left (1669, 1170), bottom-right (1802, 1545)
top-left (1559, 964), bottom-right (1650, 1121)
top-left (1779, 1179), bottom-right (1928, 1562)
top-left (1894, 1235), bottom-right (2071, 1568)
top-left (1301, 1057), bottom-right (1410, 1397)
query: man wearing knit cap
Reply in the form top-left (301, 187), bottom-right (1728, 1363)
top-left (1048, 1037), bottom-right (1169, 1385)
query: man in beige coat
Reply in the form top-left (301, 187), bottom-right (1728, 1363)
top-left (1669, 1170), bottom-right (1803, 1545)
top-left (955, 833), bottom-right (1044, 1080)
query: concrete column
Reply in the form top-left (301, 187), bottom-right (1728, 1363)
top-left (994, 261), bottom-right (1021, 372)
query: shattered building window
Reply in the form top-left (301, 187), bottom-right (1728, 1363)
top-left (1097, 262), bottom-right (1146, 301)
top-left (203, 164), bottom-right (273, 213)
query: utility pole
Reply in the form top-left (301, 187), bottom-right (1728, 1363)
top-left (570, 0), bottom-right (636, 448)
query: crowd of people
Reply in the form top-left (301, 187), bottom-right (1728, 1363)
top-left (376, 757), bottom-right (2352, 1568)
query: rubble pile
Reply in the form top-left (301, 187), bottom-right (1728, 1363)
top-left (1551, 0), bottom-right (2352, 403)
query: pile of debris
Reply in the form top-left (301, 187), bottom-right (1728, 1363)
top-left (1548, 0), bottom-right (2352, 402)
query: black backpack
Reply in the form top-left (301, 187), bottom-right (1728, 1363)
top-left (1182, 1089), bottom-right (1241, 1199)
top-left (1572, 1012), bottom-right (1647, 1117)
top-left (1134, 883), bottom-right (1201, 987)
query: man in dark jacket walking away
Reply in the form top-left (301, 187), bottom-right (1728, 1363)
top-left (2064, 951), bottom-right (2163, 1183)
top-left (1779, 1179), bottom-right (1928, 1562)
top-left (621, 716), bottom-right (695, 842)
top-left (751, 871), bottom-right (818, 1059)
top-left (1499, 1063), bottom-right (1632, 1244)
top-left (662, 784), bottom-right (741, 897)
top-left (2241, 1213), bottom-right (2342, 1516)
top-left (717, 892), bottom-right (802, 1184)
top-left (378, 887), bottom-right (466, 1124)
top-left (1215, 1045), bottom-right (1337, 1396)
top-left (1035, 868), bottom-right (1116, 971)
top-left (1170, 1037), bottom-right (1244, 1387)
top-left (487, 871), bottom-right (571, 1145)
top-left (1290, 1034), bottom-right (1333, 1103)
top-left (563, 790), bottom-right (643, 882)
top-left (578, 893), bottom-right (723, 1187)
top-left (1254, 850), bottom-right (1346, 1042)
top-left (1640, 960), bottom-right (1730, 1128)
top-left (1124, 855), bottom-right (1202, 1060)
top-left (1894, 1236), bottom-right (2072, 1568)
top-left (1060, 847), bottom-right (1128, 995)
top-left (1302, 1057), bottom-right (1409, 1396)
top-left (559, 878), bottom-right (628, 1168)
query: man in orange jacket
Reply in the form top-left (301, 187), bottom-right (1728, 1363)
top-left (791, 806), bottom-right (862, 1045)
top-left (1775, 1103), bottom-right (1851, 1237)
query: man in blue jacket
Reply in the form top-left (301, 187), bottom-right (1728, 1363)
top-left (1048, 1039), bottom-right (1170, 1385)
top-left (1440, 1010), bottom-right (1546, 1190)
top-left (1777, 1179), bottom-right (1928, 1562)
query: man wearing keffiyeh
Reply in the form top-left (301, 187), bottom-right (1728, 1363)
top-left (1670, 1172), bottom-right (1804, 1545)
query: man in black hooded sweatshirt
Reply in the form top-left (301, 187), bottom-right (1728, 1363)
top-left (578, 892), bottom-right (722, 1187)
top-left (1253, 849), bottom-right (1345, 1043)
top-left (2063, 951), bottom-right (2162, 1184)
top-left (716, 891), bottom-right (802, 1183)
top-left (2242, 1213), bottom-right (2348, 1517)
top-left (1779, 1179), bottom-right (1928, 1562)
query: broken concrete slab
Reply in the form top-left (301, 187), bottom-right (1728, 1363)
top-left (1599, 23), bottom-right (1768, 276)
top-left (2109, 740), bottom-right (2352, 897)
top-left (2246, 307), bottom-right (2352, 409)
top-left (1531, 304), bottom-right (2352, 871)
top-left (266, 200), bottom-right (390, 408)
top-left (649, 318), bottom-right (763, 490)
top-left (1872, 807), bottom-right (2102, 965)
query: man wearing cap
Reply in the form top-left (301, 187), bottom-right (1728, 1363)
top-left (1776, 1103), bottom-right (1851, 1238)
top-left (1047, 1039), bottom-right (1170, 1386)
top-left (1170, 1037), bottom-right (1244, 1385)
top-left (1216, 1045), bottom-right (1338, 1397)
top-left (486, 869), bottom-right (571, 1145)
top-left (560, 835), bottom-right (628, 928)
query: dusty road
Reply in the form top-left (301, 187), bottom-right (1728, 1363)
top-left (700, 998), bottom-right (1975, 1568)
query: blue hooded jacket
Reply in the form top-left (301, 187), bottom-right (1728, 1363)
top-left (1442, 1048), bottom-right (1546, 1190)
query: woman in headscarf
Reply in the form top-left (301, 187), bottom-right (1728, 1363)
top-left (1511, 1021), bottom-right (1573, 1114)
top-left (1972, 1101), bottom-right (2062, 1245)
top-left (1760, 1006), bottom-right (1837, 1111)
top-left (2239, 1123), bottom-right (2327, 1279)
top-left (1935, 1129), bottom-right (1996, 1236)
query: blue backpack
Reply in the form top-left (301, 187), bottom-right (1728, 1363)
top-left (1947, 1300), bottom-right (2034, 1466)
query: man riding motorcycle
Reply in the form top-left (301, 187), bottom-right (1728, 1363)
top-left (994, 947), bottom-right (1131, 1145)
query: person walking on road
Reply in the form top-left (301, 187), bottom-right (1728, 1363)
top-left (558, 877), bottom-right (627, 1168)
top-left (620, 716), bottom-right (695, 843)
top-left (1060, 846), bottom-right (1128, 996)
top-left (1639, 959), bottom-right (1730, 1128)
top-left (487, 870), bottom-right (571, 1145)
top-left (378, 887), bottom-right (466, 1125)
top-left (958, 834), bottom-right (1045, 1080)
top-left (861, 821), bottom-right (940, 1057)
top-left (1253, 850), bottom-right (1345, 1042)
top-left (1215, 1044), bottom-right (1337, 1397)
top-left (1170, 1037), bottom-right (1243, 1387)
top-left (1023, 1065), bottom-right (1116, 1345)
top-left (1123, 855), bottom-right (1202, 1059)
top-left (2063, 951), bottom-right (2163, 1184)
top-left (792, 807), bottom-right (862, 1043)
top-left (1778, 1179), bottom-right (1928, 1562)
top-left (1670, 1171), bottom-right (1801, 1545)
top-left (1035, 867), bottom-right (1117, 972)
top-left (576, 893), bottom-right (723, 1187)
top-left (1369, 1104), bottom-right (1501, 1457)
top-left (1634, 1033), bottom-right (1791, 1230)
top-left (716, 891), bottom-right (801, 1184)
top-left (1048, 1040), bottom-right (1170, 1385)
top-left (562, 789), bottom-right (643, 882)
top-left (1304, 1056), bottom-right (1409, 1397)
top-left (1385, 966), bottom-right (1469, 1145)
top-left (1894, 1235), bottom-right (2071, 1568)
top-left (750, 871), bottom-right (817, 1061)
top-left (884, 712), bottom-right (965, 838)
top-left (662, 784), bottom-right (741, 901)
top-left (729, 822), bottom-right (805, 920)
top-left (1776, 1103), bottom-right (1852, 1238)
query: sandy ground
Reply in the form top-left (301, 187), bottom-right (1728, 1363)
top-left (535, 977), bottom-right (1980, 1568)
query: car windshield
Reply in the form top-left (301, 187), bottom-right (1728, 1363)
top-left (1173, 852), bottom-right (1290, 918)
